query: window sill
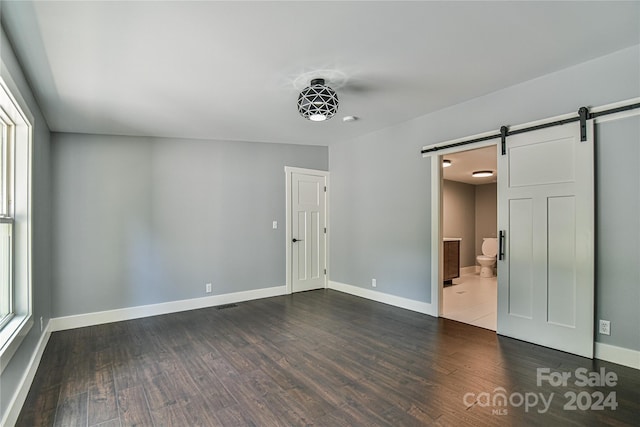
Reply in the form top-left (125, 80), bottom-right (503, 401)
top-left (0, 314), bottom-right (33, 374)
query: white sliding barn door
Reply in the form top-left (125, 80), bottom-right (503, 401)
top-left (291, 172), bottom-right (326, 293)
top-left (497, 121), bottom-right (594, 358)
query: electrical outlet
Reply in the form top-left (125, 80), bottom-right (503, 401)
top-left (272, 221), bottom-right (278, 229)
top-left (206, 283), bottom-right (212, 293)
top-left (599, 320), bottom-right (611, 335)
top-left (372, 278), bottom-right (377, 288)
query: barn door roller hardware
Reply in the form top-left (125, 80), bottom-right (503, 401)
top-left (499, 107), bottom-right (590, 156)
top-left (421, 102), bottom-right (640, 156)
top-left (500, 126), bottom-right (508, 155)
top-left (578, 107), bottom-right (589, 142)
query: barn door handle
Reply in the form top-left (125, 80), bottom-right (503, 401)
top-left (292, 238), bottom-right (303, 243)
top-left (499, 230), bottom-right (505, 261)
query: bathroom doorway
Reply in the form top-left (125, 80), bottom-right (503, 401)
top-left (440, 145), bottom-right (498, 330)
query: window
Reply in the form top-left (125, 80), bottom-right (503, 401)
top-left (0, 114), bottom-right (13, 329)
top-left (0, 74), bottom-right (32, 373)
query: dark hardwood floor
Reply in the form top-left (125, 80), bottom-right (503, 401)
top-left (17, 289), bottom-right (640, 426)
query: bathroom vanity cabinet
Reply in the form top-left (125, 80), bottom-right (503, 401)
top-left (443, 239), bottom-right (460, 284)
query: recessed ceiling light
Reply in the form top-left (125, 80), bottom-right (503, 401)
top-left (472, 170), bottom-right (494, 178)
top-left (442, 159), bottom-right (452, 168)
top-left (342, 115), bottom-right (358, 122)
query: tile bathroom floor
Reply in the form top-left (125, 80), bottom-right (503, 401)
top-left (442, 271), bottom-right (497, 330)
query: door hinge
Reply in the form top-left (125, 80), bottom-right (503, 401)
top-left (324, 227), bottom-right (327, 234)
top-left (324, 269), bottom-right (327, 275)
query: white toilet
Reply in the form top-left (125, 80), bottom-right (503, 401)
top-left (477, 238), bottom-right (498, 278)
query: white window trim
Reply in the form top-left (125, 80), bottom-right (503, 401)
top-left (0, 70), bottom-right (33, 374)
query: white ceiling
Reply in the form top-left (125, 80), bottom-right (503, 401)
top-left (443, 145), bottom-right (497, 185)
top-left (1, 1), bottom-right (639, 146)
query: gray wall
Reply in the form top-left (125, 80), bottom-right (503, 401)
top-left (595, 115), bottom-right (640, 351)
top-left (442, 181), bottom-right (498, 268)
top-left (443, 180), bottom-right (475, 267)
top-left (51, 134), bottom-right (327, 317)
top-left (329, 44), bottom-right (640, 352)
top-left (329, 123), bottom-right (431, 302)
top-left (475, 183), bottom-right (497, 258)
top-left (0, 27), bottom-right (52, 421)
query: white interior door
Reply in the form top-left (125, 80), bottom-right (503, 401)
top-left (291, 172), bottom-right (326, 293)
top-left (497, 120), bottom-right (594, 358)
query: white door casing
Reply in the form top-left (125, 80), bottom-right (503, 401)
top-left (497, 120), bottom-right (595, 358)
top-left (285, 167), bottom-right (327, 293)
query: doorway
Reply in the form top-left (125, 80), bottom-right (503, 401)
top-left (440, 145), bottom-right (498, 331)
top-left (427, 116), bottom-right (596, 358)
top-left (285, 167), bottom-right (328, 294)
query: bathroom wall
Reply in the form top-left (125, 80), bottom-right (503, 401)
top-left (444, 180), bottom-right (498, 269)
top-left (475, 183), bottom-right (498, 257)
top-left (443, 179), bottom-right (475, 267)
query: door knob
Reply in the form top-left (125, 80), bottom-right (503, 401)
top-left (292, 238), bottom-right (303, 243)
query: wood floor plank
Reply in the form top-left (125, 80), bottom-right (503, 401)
top-left (16, 289), bottom-right (640, 426)
top-left (178, 355), bottom-right (237, 410)
top-left (149, 403), bottom-right (191, 427)
top-left (53, 392), bottom-right (88, 427)
top-left (261, 389), bottom-right (315, 426)
top-left (211, 404), bottom-right (254, 426)
top-left (90, 419), bottom-right (120, 427)
top-left (280, 386), bottom-right (331, 420)
top-left (87, 370), bottom-right (118, 426)
top-left (178, 397), bottom-right (228, 426)
top-left (15, 384), bottom-right (60, 427)
top-left (117, 385), bottom-right (153, 427)
top-left (142, 372), bottom-right (180, 411)
top-left (58, 353), bottom-right (91, 400)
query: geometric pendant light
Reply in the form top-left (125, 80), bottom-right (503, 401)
top-left (297, 78), bottom-right (339, 122)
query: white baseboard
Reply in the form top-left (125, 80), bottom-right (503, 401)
top-left (328, 281), bottom-right (436, 316)
top-left (51, 285), bottom-right (287, 332)
top-left (595, 342), bottom-right (640, 370)
top-left (1, 321), bottom-right (52, 427)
